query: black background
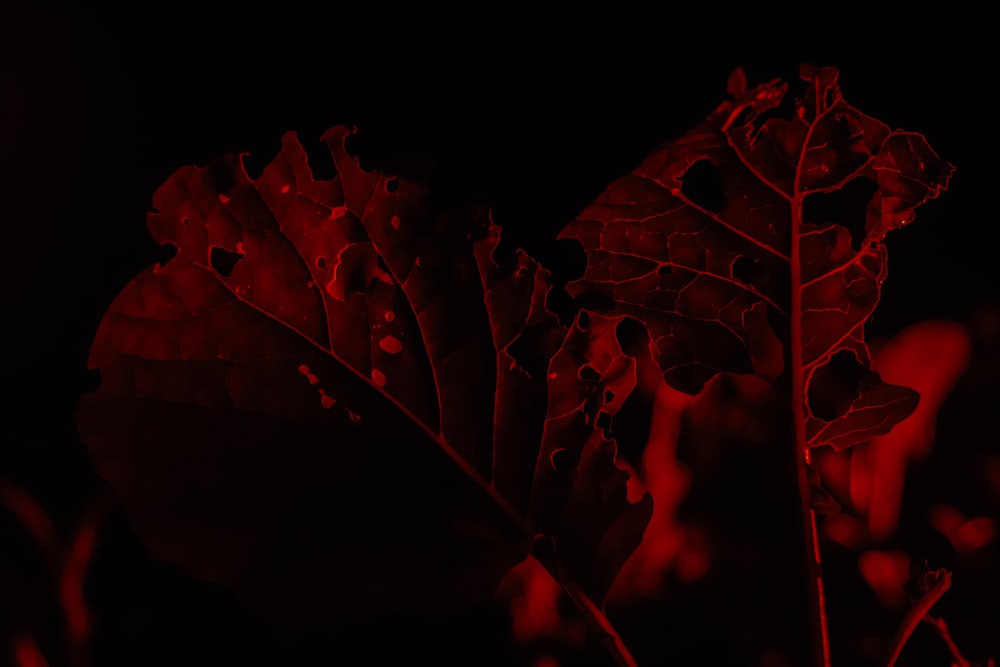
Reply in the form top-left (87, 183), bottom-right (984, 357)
top-left (2, 2), bottom-right (996, 666)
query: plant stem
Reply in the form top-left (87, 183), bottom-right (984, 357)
top-left (531, 545), bottom-right (639, 667)
top-left (923, 614), bottom-right (970, 667)
top-left (883, 569), bottom-right (951, 667)
top-left (560, 571), bottom-right (639, 667)
top-left (791, 186), bottom-right (833, 667)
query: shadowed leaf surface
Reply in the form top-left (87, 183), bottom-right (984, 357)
top-left (560, 65), bottom-right (954, 452)
top-left (76, 127), bottom-right (650, 622)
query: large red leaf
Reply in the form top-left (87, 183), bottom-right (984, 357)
top-left (560, 65), bottom-right (954, 451)
top-left (76, 127), bottom-right (650, 621)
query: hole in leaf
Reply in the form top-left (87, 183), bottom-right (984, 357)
top-left (316, 256), bottom-right (327, 270)
top-left (615, 317), bottom-right (649, 359)
top-left (550, 448), bottom-right (576, 474)
top-left (508, 326), bottom-right (555, 380)
top-left (546, 285), bottom-right (582, 326)
top-left (604, 390), bottom-right (615, 403)
top-left (657, 265), bottom-right (673, 276)
top-left (802, 177), bottom-right (878, 252)
top-left (731, 256), bottom-right (759, 284)
top-left (596, 411), bottom-right (613, 439)
top-left (577, 311), bottom-right (590, 330)
top-left (607, 382), bottom-right (652, 467)
top-left (823, 87), bottom-right (837, 110)
top-left (807, 349), bottom-right (867, 421)
top-left (680, 159), bottom-right (725, 212)
top-left (578, 365), bottom-right (602, 382)
top-left (209, 246), bottom-right (245, 278)
top-left (181, 218), bottom-right (189, 228)
top-left (303, 137), bottom-right (338, 181)
top-left (749, 91), bottom-right (796, 137)
top-left (385, 177), bottom-right (400, 193)
top-left (342, 131), bottom-right (378, 173)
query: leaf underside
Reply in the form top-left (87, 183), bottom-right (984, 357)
top-left (77, 127), bottom-right (649, 621)
top-left (76, 64), bottom-right (952, 626)
top-left (560, 64), bottom-right (953, 452)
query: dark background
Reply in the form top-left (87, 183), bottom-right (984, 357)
top-left (2, 2), bottom-right (996, 666)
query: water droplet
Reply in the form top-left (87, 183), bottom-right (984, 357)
top-left (218, 194), bottom-right (230, 203)
top-left (280, 185), bottom-right (291, 193)
top-left (378, 335), bottom-right (403, 354)
top-left (320, 393), bottom-right (335, 409)
top-left (390, 215), bottom-right (401, 229)
top-left (548, 372), bottom-right (558, 380)
top-left (372, 369), bottom-right (386, 387)
top-left (348, 410), bottom-right (362, 425)
top-left (329, 206), bottom-right (348, 219)
top-left (384, 311), bottom-right (395, 322)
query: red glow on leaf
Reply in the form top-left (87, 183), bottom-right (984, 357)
top-left (822, 512), bottom-right (867, 550)
top-left (11, 635), bottom-right (47, 667)
top-left (297, 363), bottom-right (320, 385)
top-left (561, 67), bottom-right (951, 459)
top-left (377, 335), bottom-right (403, 354)
top-left (859, 549), bottom-right (910, 608)
top-left (498, 557), bottom-right (564, 642)
top-left (849, 321), bottom-right (971, 540)
top-left (930, 505), bottom-right (997, 554)
top-left (0, 480), bottom-right (59, 564)
top-left (317, 389), bottom-right (335, 409)
top-left (609, 377), bottom-right (695, 600)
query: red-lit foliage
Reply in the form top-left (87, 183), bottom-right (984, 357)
top-left (0, 481), bottom-right (112, 667)
top-left (74, 126), bottom-right (650, 656)
top-left (74, 65), bottom-right (976, 665)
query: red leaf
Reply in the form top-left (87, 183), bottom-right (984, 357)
top-left (559, 65), bottom-right (953, 451)
top-left (77, 128), bottom-right (649, 621)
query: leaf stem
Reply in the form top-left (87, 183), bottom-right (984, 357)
top-left (791, 79), bottom-right (835, 667)
top-left (883, 569), bottom-right (951, 667)
top-left (922, 614), bottom-right (970, 667)
top-left (531, 544), bottom-right (639, 667)
top-left (560, 572), bottom-right (639, 667)
top-left (791, 204), bottom-right (832, 667)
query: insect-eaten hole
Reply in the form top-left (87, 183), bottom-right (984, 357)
top-left (807, 349), bottom-right (867, 422)
top-left (596, 411), bottom-right (614, 439)
top-left (342, 131), bottom-right (379, 173)
top-left (680, 159), bottom-right (725, 212)
top-left (657, 265), bottom-right (673, 277)
top-left (549, 447), bottom-right (579, 474)
top-left (578, 365), bottom-right (602, 382)
top-left (385, 177), bottom-right (400, 193)
top-left (731, 255), bottom-right (759, 285)
top-left (615, 317), bottom-right (649, 359)
top-left (606, 381), bottom-right (652, 467)
top-left (802, 176), bottom-right (878, 252)
top-left (508, 325), bottom-right (556, 380)
top-left (316, 256), bottom-right (327, 270)
top-left (210, 246), bottom-right (246, 278)
top-left (576, 310), bottom-right (590, 330)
